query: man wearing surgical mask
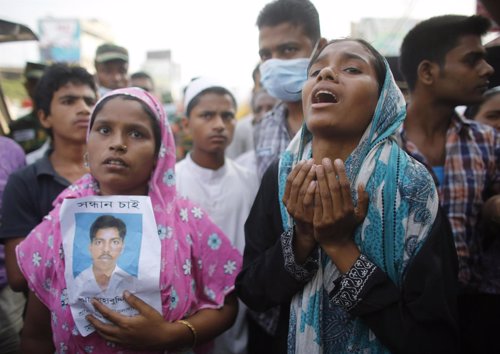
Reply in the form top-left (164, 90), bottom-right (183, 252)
top-left (239, 2), bottom-right (326, 353)
top-left (253, 0), bottom-right (326, 179)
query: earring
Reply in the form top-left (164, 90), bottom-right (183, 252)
top-left (83, 152), bottom-right (89, 168)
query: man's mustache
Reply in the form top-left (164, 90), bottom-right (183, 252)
top-left (98, 253), bottom-right (113, 260)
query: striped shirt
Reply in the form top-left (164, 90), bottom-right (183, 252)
top-left (401, 111), bottom-right (500, 290)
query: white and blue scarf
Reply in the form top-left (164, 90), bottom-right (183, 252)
top-left (278, 60), bottom-right (439, 353)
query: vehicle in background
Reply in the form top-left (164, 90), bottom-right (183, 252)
top-left (0, 19), bottom-right (38, 135)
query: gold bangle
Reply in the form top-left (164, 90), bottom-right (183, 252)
top-left (176, 319), bottom-right (197, 348)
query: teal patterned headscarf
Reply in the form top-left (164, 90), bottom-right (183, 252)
top-left (278, 43), bottom-right (439, 353)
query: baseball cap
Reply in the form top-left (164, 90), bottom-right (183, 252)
top-left (95, 43), bottom-right (129, 63)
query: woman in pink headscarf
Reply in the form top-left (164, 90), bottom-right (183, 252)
top-left (17, 87), bottom-right (241, 353)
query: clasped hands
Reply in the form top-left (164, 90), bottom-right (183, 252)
top-left (283, 158), bottom-right (368, 264)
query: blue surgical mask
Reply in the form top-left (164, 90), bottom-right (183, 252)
top-left (259, 57), bottom-right (310, 102)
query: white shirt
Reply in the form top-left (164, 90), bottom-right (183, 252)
top-left (175, 154), bottom-right (258, 253)
top-left (70, 264), bottom-right (143, 335)
top-left (74, 265), bottom-right (137, 297)
top-left (235, 150), bottom-right (257, 172)
top-left (175, 154), bottom-right (259, 354)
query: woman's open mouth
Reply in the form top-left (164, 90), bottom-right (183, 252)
top-left (312, 89), bottom-right (338, 104)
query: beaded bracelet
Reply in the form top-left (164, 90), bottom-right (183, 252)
top-left (176, 319), bottom-right (197, 348)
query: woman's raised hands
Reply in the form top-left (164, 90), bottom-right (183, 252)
top-left (283, 158), bottom-right (369, 270)
top-left (313, 158), bottom-right (368, 247)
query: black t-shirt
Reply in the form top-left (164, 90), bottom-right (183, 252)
top-left (0, 153), bottom-right (69, 241)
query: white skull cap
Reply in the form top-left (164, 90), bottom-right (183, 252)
top-left (183, 77), bottom-right (233, 115)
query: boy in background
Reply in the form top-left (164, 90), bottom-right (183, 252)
top-left (0, 63), bottom-right (97, 292)
top-left (176, 77), bottom-right (259, 354)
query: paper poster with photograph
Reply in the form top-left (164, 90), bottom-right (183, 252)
top-left (60, 195), bottom-right (162, 336)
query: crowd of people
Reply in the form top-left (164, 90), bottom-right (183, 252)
top-left (0, 0), bottom-right (499, 353)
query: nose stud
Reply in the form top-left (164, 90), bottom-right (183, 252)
top-left (113, 144), bottom-right (128, 152)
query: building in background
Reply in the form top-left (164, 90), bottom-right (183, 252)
top-left (38, 17), bottom-right (113, 72)
top-left (141, 50), bottom-right (181, 104)
top-left (351, 17), bottom-right (420, 56)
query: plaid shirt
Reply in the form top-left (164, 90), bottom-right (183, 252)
top-left (254, 102), bottom-right (291, 179)
top-left (401, 111), bottom-right (500, 290)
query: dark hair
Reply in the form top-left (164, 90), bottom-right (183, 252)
top-left (90, 94), bottom-right (162, 156)
top-left (131, 71), bottom-right (153, 82)
top-left (464, 86), bottom-right (500, 119)
top-left (130, 71), bottom-right (155, 92)
top-left (251, 88), bottom-right (274, 112)
top-left (307, 38), bottom-right (387, 95)
top-left (486, 45), bottom-right (500, 89)
top-left (400, 15), bottom-right (491, 91)
top-left (252, 63), bottom-right (261, 86)
top-left (186, 87), bottom-right (237, 117)
top-left (385, 56), bottom-right (405, 83)
top-left (90, 215), bottom-right (126, 241)
top-left (256, 0), bottom-right (321, 44)
top-left (34, 63), bottom-right (97, 117)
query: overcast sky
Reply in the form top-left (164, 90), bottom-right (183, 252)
top-left (0, 0), bottom-right (476, 100)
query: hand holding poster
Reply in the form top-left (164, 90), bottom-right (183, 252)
top-left (60, 195), bottom-right (161, 336)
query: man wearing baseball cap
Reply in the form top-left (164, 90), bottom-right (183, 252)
top-left (94, 43), bottom-right (129, 97)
